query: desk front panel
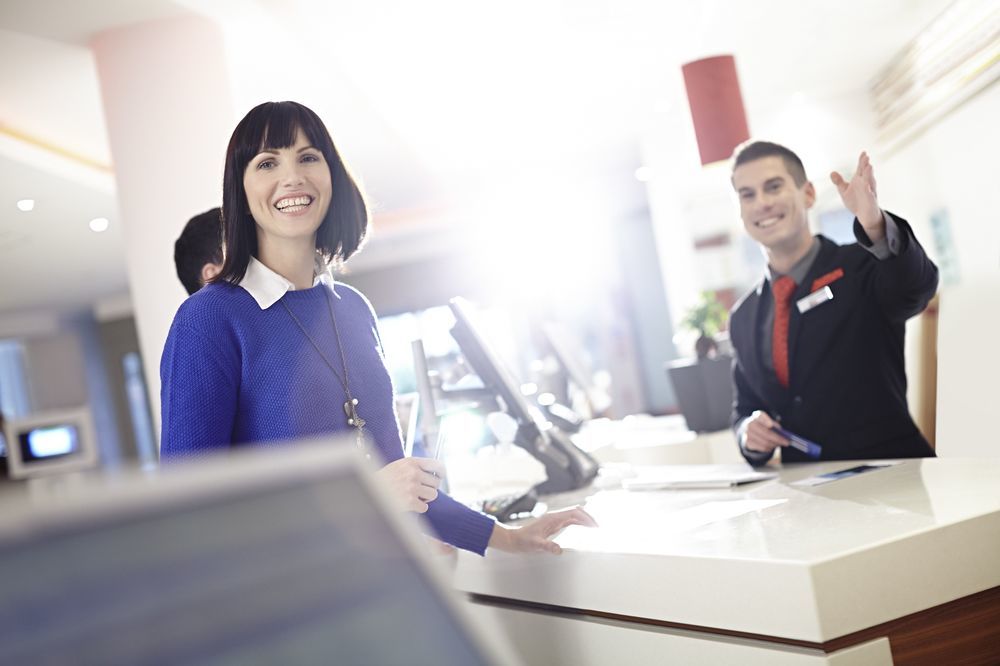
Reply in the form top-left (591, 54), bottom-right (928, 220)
top-left (454, 459), bottom-right (1000, 643)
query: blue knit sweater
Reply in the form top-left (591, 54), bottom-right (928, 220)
top-left (160, 281), bottom-right (495, 555)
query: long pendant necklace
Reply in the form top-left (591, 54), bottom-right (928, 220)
top-left (281, 291), bottom-right (368, 453)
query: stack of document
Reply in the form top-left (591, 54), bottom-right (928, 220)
top-left (622, 464), bottom-right (777, 490)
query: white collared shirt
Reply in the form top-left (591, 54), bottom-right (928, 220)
top-left (238, 255), bottom-right (336, 310)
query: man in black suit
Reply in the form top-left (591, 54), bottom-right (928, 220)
top-left (728, 141), bottom-right (938, 465)
top-left (174, 208), bottom-right (223, 296)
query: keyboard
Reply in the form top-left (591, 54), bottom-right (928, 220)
top-left (480, 489), bottom-right (538, 523)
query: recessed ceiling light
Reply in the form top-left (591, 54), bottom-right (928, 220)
top-left (89, 217), bottom-right (109, 233)
top-left (16, 199), bottom-right (34, 212)
top-left (634, 166), bottom-right (653, 182)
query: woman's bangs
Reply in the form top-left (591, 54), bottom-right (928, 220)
top-left (257, 107), bottom-right (299, 152)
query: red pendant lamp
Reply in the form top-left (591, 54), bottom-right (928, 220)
top-left (682, 55), bottom-right (750, 165)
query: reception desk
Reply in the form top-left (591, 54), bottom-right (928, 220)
top-left (453, 459), bottom-right (1000, 664)
top-left (573, 414), bottom-right (744, 466)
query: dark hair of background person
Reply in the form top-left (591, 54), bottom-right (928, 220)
top-left (731, 140), bottom-right (809, 187)
top-left (0, 411), bottom-right (7, 475)
top-left (174, 208), bottom-right (224, 296)
top-left (214, 101), bottom-right (370, 286)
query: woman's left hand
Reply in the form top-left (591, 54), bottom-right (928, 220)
top-left (488, 507), bottom-right (598, 555)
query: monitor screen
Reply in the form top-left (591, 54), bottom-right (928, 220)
top-left (3, 408), bottom-right (98, 479)
top-left (448, 299), bottom-right (599, 494)
top-left (18, 424), bottom-right (80, 462)
top-left (447, 298), bottom-right (543, 434)
top-left (0, 443), bottom-right (513, 665)
top-left (541, 322), bottom-right (612, 417)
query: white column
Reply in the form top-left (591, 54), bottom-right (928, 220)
top-left (639, 105), bottom-right (706, 339)
top-left (91, 16), bottom-right (235, 442)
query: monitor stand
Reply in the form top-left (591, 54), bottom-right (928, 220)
top-left (514, 422), bottom-right (599, 495)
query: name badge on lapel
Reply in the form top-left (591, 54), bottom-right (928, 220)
top-left (796, 286), bottom-right (833, 314)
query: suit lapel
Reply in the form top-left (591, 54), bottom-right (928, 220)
top-left (746, 280), bottom-right (769, 386)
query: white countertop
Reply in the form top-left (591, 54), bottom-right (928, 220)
top-left (454, 458), bottom-right (1000, 643)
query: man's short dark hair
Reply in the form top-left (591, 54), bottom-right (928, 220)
top-left (174, 208), bottom-right (223, 296)
top-left (731, 141), bottom-right (808, 186)
top-left (215, 101), bottom-right (369, 286)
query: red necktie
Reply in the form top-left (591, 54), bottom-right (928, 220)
top-left (771, 275), bottom-right (796, 388)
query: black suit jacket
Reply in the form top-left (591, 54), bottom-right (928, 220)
top-left (730, 213), bottom-right (938, 464)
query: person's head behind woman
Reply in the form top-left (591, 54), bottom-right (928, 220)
top-left (215, 101), bottom-right (369, 285)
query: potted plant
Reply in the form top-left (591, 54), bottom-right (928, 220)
top-left (681, 291), bottom-right (728, 360)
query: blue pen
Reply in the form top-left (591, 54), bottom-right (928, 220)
top-left (774, 426), bottom-right (823, 458)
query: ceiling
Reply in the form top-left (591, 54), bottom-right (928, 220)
top-left (0, 0), bottom-right (955, 320)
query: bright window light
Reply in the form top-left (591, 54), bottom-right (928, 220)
top-left (16, 199), bottom-right (34, 212)
top-left (89, 217), bottom-right (109, 232)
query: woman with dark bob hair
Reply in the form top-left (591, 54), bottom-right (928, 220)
top-left (160, 101), bottom-right (594, 555)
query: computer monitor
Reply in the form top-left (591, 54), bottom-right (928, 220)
top-left (394, 392), bottom-right (421, 457)
top-left (410, 337), bottom-right (442, 459)
top-left (665, 355), bottom-right (734, 432)
top-left (540, 321), bottom-right (612, 418)
top-left (0, 438), bottom-right (517, 665)
top-left (448, 298), bottom-right (599, 494)
top-left (3, 407), bottom-right (99, 479)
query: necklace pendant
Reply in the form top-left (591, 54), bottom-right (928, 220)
top-left (344, 398), bottom-right (366, 430)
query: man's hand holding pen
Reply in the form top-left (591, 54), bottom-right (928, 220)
top-left (742, 410), bottom-right (822, 458)
top-left (742, 410), bottom-right (790, 455)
